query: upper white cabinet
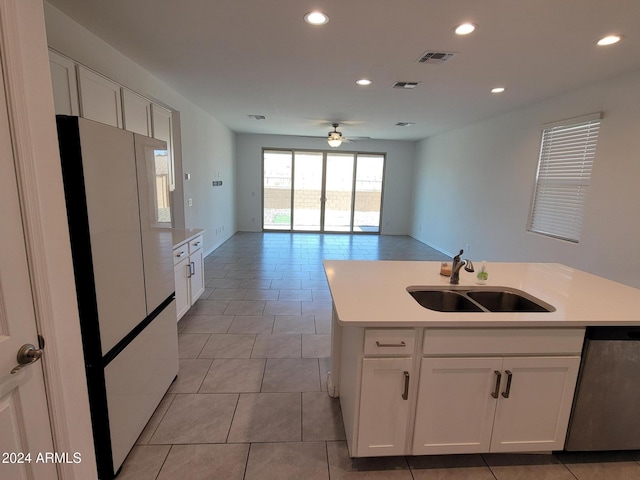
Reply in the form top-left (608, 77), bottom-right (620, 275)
top-left (151, 104), bottom-right (175, 191)
top-left (78, 65), bottom-right (123, 128)
top-left (49, 49), bottom-right (79, 115)
top-left (48, 51), bottom-right (177, 193)
top-left (122, 89), bottom-right (152, 136)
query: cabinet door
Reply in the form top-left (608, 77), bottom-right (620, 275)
top-left (122, 89), bottom-right (152, 136)
top-left (357, 357), bottom-right (413, 456)
top-left (48, 49), bottom-right (79, 115)
top-left (174, 256), bottom-right (191, 321)
top-left (78, 65), bottom-right (123, 128)
top-left (189, 248), bottom-right (205, 304)
top-left (490, 356), bottom-right (580, 453)
top-left (413, 357), bottom-right (502, 455)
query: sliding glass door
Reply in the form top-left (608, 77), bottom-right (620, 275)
top-left (263, 149), bottom-right (385, 233)
top-left (324, 153), bottom-right (355, 232)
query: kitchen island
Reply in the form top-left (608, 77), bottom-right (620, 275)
top-left (324, 261), bottom-right (640, 458)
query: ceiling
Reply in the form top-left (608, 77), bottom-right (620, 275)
top-left (46, 0), bottom-right (640, 141)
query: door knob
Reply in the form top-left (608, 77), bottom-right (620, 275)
top-left (10, 343), bottom-right (44, 375)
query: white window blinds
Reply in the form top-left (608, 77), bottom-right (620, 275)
top-left (528, 113), bottom-right (602, 242)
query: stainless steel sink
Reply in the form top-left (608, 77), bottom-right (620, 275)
top-left (408, 289), bottom-right (483, 312)
top-left (407, 286), bottom-right (555, 313)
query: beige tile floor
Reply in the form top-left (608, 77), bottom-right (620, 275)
top-left (118, 232), bottom-right (640, 479)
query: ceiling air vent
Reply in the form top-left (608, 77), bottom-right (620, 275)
top-left (393, 81), bottom-right (420, 89)
top-left (417, 51), bottom-right (456, 64)
top-left (248, 114), bottom-right (266, 120)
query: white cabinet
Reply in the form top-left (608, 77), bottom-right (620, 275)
top-left (340, 328), bottom-right (415, 457)
top-left (340, 326), bottom-right (584, 458)
top-left (173, 234), bottom-right (205, 321)
top-left (413, 356), bottom-right (501, 454)
top-left (188, 237), bottom-right (205, 303)
top-left (122, 89), bottom-right (152, 136)
top-left (173, 244), bottom-right (191, 320)
top-left (413, 355), bottom-right (580, 455)
top-left (48, 49), bottom-right (79, 115)
top-left (77, 65), bottom-right (123, 128)
top-left (490, 355), bottom-right (580, 452)
top-left (357, 357), bottom-right (413, 456)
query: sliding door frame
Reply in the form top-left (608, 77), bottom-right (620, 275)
top-left (261, 147), bottom-right (386, 234)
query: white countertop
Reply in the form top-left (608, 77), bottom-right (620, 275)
top-left (323, 261), bottom-right (640, 328)
top-left (172, 228), bottom-right (204, 249)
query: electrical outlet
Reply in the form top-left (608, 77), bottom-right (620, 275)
top-left (465, 243), bottom-right (470, 252)
top-left (188, 198), bottom-right (193, 207)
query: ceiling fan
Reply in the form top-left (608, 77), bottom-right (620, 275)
top-left (327, 123), bottom-right (345, 147)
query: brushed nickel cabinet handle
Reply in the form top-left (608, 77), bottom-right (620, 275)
top-left (402, 371), bottom-right (410, 400)
top-left (375, 341), bottom-right (406, 348)
top-left (491, 370), bottom-right (502, 398)
top-left (176, 251), bottom-right (186, 258)
top-left (186, 263), bottom-right (192, 278)
top-left (501, 370), bottom-right (513, 398)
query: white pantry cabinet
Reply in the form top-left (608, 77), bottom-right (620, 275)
top-left (77, 65), bottom-right (123, 128)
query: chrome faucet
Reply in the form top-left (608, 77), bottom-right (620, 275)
top-left (450, 249), bottom-right (474, 285)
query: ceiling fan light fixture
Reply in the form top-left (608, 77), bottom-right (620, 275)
top-left (327, 124), bottom-right (343, 147)
top-left (304, 11), bottom-right (329, 25)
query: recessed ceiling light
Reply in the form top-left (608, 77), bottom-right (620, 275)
top-left (597, 34), bottom-right (622, 46)
top-left (356, 79), bottom-right (372, 86)
top-left (454, 23), bottom-right (476, 35)
top-left (304, 11), bottom-right (329, 25)
top-left (491, 87), bottom-right (506, 94)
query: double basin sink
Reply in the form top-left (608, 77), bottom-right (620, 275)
top-left (407, 286), bottom-right (556, 313)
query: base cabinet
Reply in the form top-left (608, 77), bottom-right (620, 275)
top-left (173, 234), bottom-right (205, 321)
top-left (357, 357), bottom-right (413, 456)
top-left (340, 326), bottom-right (584, 457)
top-left (413, 355), bottom-right (580, 455)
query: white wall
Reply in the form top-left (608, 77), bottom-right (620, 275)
top-left (410, 69), bottom-right (640, 288)
top-left (235, 133), bottom-right (416, 234)
top-left (43, 2), bottom-right (236, 254)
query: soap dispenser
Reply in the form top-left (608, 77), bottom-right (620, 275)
top-left (476, 261), bottom-right (488, 285)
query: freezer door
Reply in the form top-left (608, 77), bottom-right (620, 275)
top-left (104, 300), bottom-right (178, 472)
top-left (134, 134), bottom-right (175, 313)
top-left (566, 339), bottom-right (640, 451)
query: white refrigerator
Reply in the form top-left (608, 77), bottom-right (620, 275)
top-left (56, 116), bottom-right (178, 479)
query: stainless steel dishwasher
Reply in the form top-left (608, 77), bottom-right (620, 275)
top-left (566, 326), bottom-right (640, 451)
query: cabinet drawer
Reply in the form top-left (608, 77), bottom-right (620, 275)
top-left (189, 235), bottom-right (203, 253)
top-left (172, 245), bottom-right (188, 265)
top-left (423, 328), bottom-right (585, 356)
top-left (364, 329), bottom-right (415, 356)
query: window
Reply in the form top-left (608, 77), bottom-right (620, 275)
top-left (528, 113), bottom-right (602, 242)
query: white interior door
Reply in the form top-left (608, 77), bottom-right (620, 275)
top-left (0, 55), bottom-right (57, 480)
